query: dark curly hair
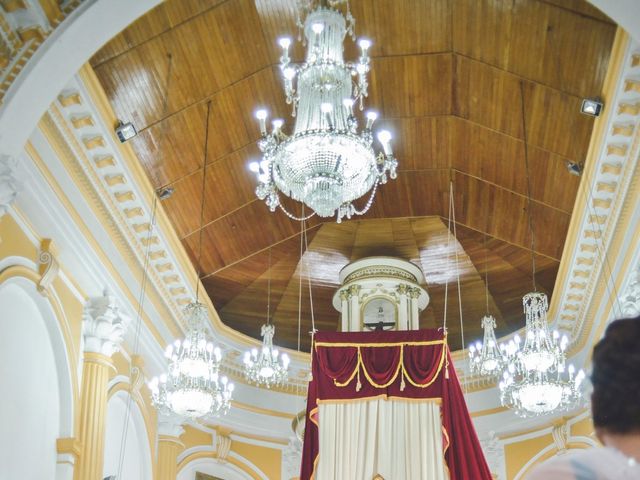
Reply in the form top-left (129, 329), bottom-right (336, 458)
top-left (591, 316), bottom-right (640, 433)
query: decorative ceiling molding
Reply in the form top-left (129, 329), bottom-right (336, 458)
top-left (549, 31), bottom-right (640, 346)
top-left (39, 72), bottom-right (313, 394)
top-left (0, 0), bottom-right (84, 102)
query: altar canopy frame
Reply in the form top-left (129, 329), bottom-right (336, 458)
top-left (301, 330), bottom-right (492, 479)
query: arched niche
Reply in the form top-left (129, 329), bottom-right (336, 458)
top-left (0, 279), bottom-right (74, 478)
top-left (103, 390), bottom-right (153, 480)
top-left (178, 457), bottom-right (254, 480)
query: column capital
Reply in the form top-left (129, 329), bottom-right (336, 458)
top-left (158, 413), bottom-right (185, 439)
top-left (0, 154), bottom-right (20, 217)
top-left (82, 288), bottom-right (127, 357)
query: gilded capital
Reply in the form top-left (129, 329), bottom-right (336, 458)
top-left (347, 284), bottom-right (361, 298)
top-left (396, 284), bottom-right (408, 295)
top-left (409, 287), bottom-right (422, 299)
top-left (339, 289), bottom-right (349, 302)
top-left (82, 288), bottom-right (128, 357)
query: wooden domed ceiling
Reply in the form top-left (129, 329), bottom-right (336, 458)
top-left (90, 0), bottom-right (616, 351)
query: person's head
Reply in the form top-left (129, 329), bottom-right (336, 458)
top-left (591, 316), bottom-right (640, 437)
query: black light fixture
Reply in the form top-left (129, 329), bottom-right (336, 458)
top-left (157, 186), bottom-right (174, 200)
top-left (566, 161), bottom-right (583, 177)
top-left (115, 121), bottom-right (137, 142)
top-left (580, 98), bottom-right (603, 117)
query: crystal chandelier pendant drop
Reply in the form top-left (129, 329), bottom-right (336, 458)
top-left (250, 0), bottom-right (397, 223)
top-left (498, 292), bottom-right (585, 417)
top-left (148, 302), bottom-right (234, 418)
top-left (243, 324), bottom-right (290, 388)
top-left (469, 315), bottom-right (505, 377)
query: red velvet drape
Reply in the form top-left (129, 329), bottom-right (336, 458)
top-left (301, 330), bottom-right (492, 480)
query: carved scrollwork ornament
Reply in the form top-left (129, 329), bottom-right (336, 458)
top-left (37, 238), bottom-right (59, 295)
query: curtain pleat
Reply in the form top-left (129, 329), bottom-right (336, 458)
top-left (317, 398), bottom-right (447, 480)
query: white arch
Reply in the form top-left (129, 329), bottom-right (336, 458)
top-left (0, 0), bottom-right (162, 155)
top-left (0, 276), bottom-right (74, 436)
top-left (178, 457), bottom-right (253, 480)
top-left (0, 279), bottom-right (75, 478)
top-left (103, 390), bottom-right (153, 480)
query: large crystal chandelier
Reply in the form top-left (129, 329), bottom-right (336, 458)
top-left (249, 0), bottom-right (397, 223)
top-left (148, 302), bottom-right (234, 418)
top-left (498, 292), bottom-right (585, 417)
top-left (243, 324), bottom-right (290, 388)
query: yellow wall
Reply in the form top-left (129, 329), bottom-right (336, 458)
top-left (503, 412), bottom-right (597, 479)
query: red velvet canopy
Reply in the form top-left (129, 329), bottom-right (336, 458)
top-left (301, 330), bottom-right (492, 479)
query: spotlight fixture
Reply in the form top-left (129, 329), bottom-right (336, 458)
top-left (157, 186), bottom-right (175, 200)
top-left (580, 98), bottom-right (603, 117)
top-left (115, 121), bottom-right (137, 142)
top-left (565, 161), bottom-right (583, 177)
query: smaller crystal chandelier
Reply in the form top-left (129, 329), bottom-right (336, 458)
top-left (469, 247), bottom-right (505, 377)
top-left (469, 315), bottom-right (505, 377)
top-left (498, 292), bottom-right (585, 417)
top-left (243, 249), bottom-right (290, 388)
top-left (244, 323), bottom-right (290, 388)
top-left (149, 302), bottom-right (234, 418)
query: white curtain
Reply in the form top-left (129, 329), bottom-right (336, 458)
top-left (317, 398), bottom-right (448, 480)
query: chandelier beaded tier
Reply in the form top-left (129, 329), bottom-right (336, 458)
top-left (497, 292), bottom-right (585, 417)
top-left (148, 302), bottom-right (234, 419)
top-left (250, 0), bottom-right (397, 223)
top-left (243, 324), bottom-right (290, 388)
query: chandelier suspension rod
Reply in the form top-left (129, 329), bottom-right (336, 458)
top-left (303, 218), bottom-right (316, 335)
top-left (267, 246), bottom-right (272, 325)
top-left (484, 232), bottom-right (490, 314)
top-left (442, 180), bottom-right (453, 333)
top-left (450, 183), bottom-right (466, 364)
top-left (297, 204), bottom-right (305, 352)
top-left (519, 80), bottom-right (537, 292)
top-left (195, 101), bottom-right (212, 302)
top-left (117, 51), bottom-right (174, 478)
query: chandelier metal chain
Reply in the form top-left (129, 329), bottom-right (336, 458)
top-left (149, 102), bottom-right (233, 419)
top-left (250, 0), bottom-right (397, 222)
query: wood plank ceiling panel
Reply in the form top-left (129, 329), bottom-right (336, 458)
top-left (90, 0), bottom-right (616, 350)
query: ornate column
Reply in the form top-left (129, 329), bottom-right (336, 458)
top-left (0, 154), bottom-right (20, 217)
top-left (347, 285), bottom-right (361, 331)
top-left (156, 414), bottom-right (184, 480)
top-left (339, 289), bottom-right (349, 331)
top-left (396, 284), bottom-right (409, 330)
top-left (409, 287), bottom-right (421, 330)
top-left (76, 289), bottom-right (127, 480)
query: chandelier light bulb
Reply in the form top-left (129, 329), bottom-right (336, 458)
top-left (283, 67), bottom-right (296, 80)
top-left (278, 37), bottom-right (291, 49)
top-left (358, 38), bottom-right (372, 51)
top-left (255, 109), bottom-right (268, 120)
top-left (321, 102), bottom-right (333, 113)
top-left (249, 161), bottom-right (260, 173)
top-left (312, 22), bottom-right (324, 34)
top-left (377, 130), bottom-right (393, 155)
top-left (365, 111), bottom-right (377, 129)
top-left (273, 119), bottom-right (284, 130)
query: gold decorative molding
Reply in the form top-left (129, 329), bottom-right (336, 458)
top-left (114, 191), bottom-right (135, 203)
top-left (82, 135), bottom-right (106, 150)
top-left (104, 174), bottom-right (125, 187)
top-left (70, 114), bottom-right (94, 129)
top-left (37, 238), bottom-right (59, 295)
top-left (57, 92), bottom-right (81, 107)
top-left (94, 155), bottom-right (115, 169)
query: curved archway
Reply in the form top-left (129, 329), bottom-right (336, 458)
top-left (103, 390), bottom-right (153, 480)
top-left (0, 279), bottom-right (74, 477)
